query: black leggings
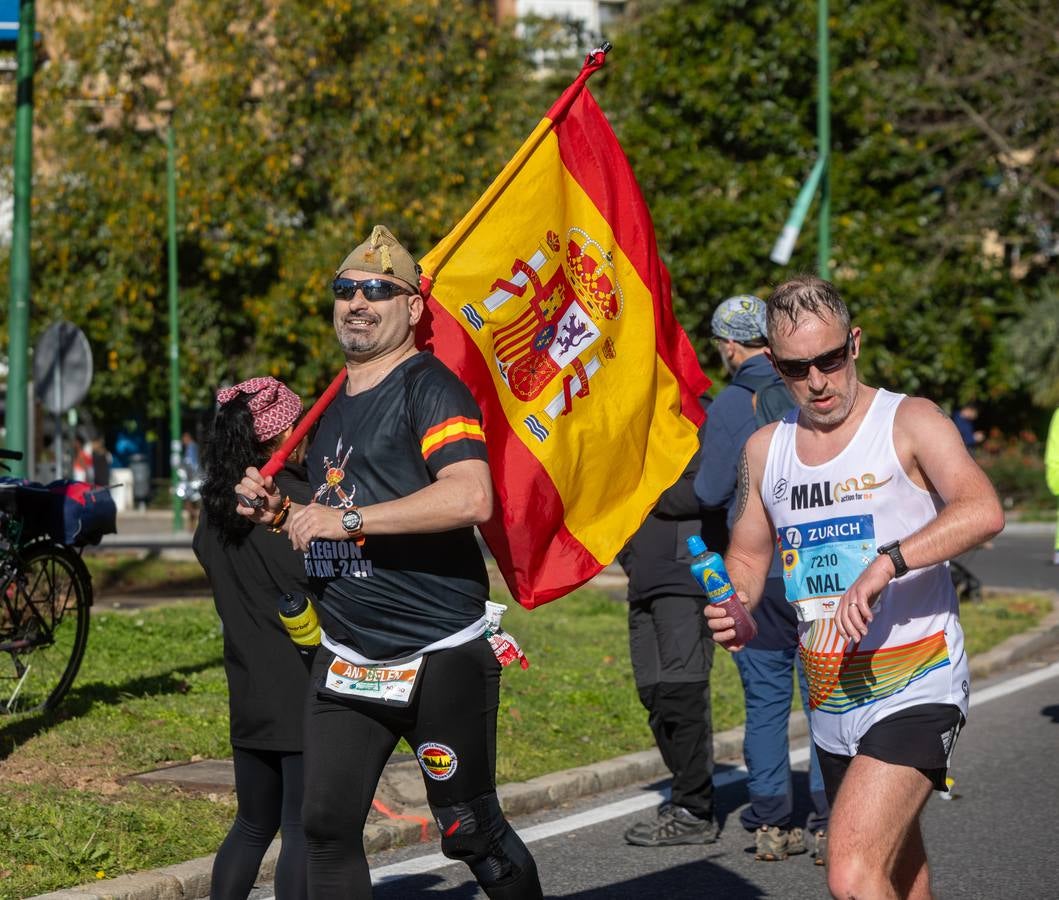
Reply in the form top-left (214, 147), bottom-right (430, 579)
top-left (302, 639), bottom-right (539, 899)
top-left (211, 747), bottom-right (307, 900)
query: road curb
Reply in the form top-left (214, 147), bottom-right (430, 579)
top-left (28, 593), bottom-right (1059, 900)
top-left (23, 721), bottom-right (778, 900)
top-left (968, 590), bottom-right (1059, 679)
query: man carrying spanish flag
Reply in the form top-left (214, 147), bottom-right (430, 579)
top-left (236, 225), bottom-right (543, 899)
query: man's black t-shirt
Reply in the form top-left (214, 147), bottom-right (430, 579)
top-left (305, 352), bottom-right (491, 662)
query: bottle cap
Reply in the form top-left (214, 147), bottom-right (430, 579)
top-left (686, 535), bottom-right (707, 555)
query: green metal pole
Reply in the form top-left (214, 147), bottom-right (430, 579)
top-left (770, 156), bottom-right (827, 265)
top-left (4, 0), bottom-right (36, 476)
top-left (166, 123), bottom-right (183, 530)
top-left (817, 0), bottom-right (831, 280)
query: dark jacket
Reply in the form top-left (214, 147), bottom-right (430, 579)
top-left (693, 354), bottom-right (784, 528)
top-left (193, 464), bottom-right (314, 751)
top-left (692, 355), bottom-right (798, 649)
top-left (617, 400), bottom-right (728, 601)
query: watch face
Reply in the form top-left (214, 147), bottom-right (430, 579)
top-left (341, 509), bottom-right (363, 535)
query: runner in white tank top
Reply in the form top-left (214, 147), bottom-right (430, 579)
top-left (704, 276), bottom-right (1004, 898)
top-left (762, 388), bottom-right (969, 755)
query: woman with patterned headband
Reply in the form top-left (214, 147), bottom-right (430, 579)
top-left (195, 375), bottom-right (312, 900)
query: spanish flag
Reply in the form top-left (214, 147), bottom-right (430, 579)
top-left (417, 46), bottom-right (709, 609)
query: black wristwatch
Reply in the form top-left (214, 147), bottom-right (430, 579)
top-left (877, 540), bottom-right (909, 578)
top-left (340, 507), bottom-right (364, 539)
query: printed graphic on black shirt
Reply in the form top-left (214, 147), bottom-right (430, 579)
top-left (313, 440), bottom-right (357, 509)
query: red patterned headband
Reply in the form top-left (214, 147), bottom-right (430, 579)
top-left (216, 376), bottom-right (302, 443)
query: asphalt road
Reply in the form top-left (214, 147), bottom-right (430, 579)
top-left (295, 648), bottom-right (1059, 899)
top-left (954, 522), bottom-right (1058, 593)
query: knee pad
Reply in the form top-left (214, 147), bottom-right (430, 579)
top-left (432, 793), bottom-right (542, 898)
top-left (433, 796), bottom-right (493, 866)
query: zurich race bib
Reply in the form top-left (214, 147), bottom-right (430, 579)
top-left (777, 515), bottom-right (876, 621)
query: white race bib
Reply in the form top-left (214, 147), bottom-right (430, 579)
top-left (322, 653), bottom-right (424, 706)
top-left (777, 514), bottom-right (876, 621)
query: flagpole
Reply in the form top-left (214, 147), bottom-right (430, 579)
top-left (255, 46), bottom-right (616, 488)
top-left (421, 43), bottom-right (612, 285)
top-left (543, 41), bottom-right (610, 122)
top-left (259, 368), bottom-right (348, 479)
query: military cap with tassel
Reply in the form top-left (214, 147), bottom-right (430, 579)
top-left (334, 225), bottom-right (422, 293)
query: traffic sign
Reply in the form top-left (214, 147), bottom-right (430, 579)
top-left (33, 321), bottom-right (93, 414)
top-left (0, 0), bottom-right (20, 46)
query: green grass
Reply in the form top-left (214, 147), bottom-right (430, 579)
top-left (492, 589), bottom-right (745, 782)
top-left (959, 592), bottom-right (1054, 657)
top-left (81, 553), bottom-right (211, 597)
top-left (0, 587), bottom-right (1051, 897)
top-left (0, 602), bottom-right (233, 897)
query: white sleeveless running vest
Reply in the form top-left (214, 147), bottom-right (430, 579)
top-left (761, 389), bottom-right (970, 755)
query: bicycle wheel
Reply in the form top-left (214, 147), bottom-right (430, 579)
top-left (0, 541), bottom-right (92, 714)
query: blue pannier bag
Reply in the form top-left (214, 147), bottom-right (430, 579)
top-left (0, 477), bottom-right (117, 546)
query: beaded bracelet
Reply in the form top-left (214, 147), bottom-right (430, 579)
top-left (268, 496), bottom-right (291, 533)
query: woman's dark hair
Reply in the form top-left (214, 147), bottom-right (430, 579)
top-left (200, 396), bottom-right (284, 545)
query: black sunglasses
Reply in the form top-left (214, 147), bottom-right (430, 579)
top-left (331, 277), bottom-right (411, 302)
top-left (772, 332), bottom-right (854, 379)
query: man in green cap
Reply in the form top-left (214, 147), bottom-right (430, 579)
top-left (237, 225), bottom-right (543, 898)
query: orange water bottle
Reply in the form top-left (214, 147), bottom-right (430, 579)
top-left (687, 535), bottom-right (758, 649)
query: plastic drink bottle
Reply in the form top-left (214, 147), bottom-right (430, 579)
top-left (277, 593), bottom-right (321, 659)
top-left (686, 535), bottom-right (758, 648)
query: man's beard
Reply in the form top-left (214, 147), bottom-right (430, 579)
top-left (336, 315), bottom-right (381, 356)
top-left (338, 332), bottom-right (378, 355)
top-left (801, 383), bottom-right (857, 428)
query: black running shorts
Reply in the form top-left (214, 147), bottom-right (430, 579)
top-left (816, 702), bottom-right (965, 803)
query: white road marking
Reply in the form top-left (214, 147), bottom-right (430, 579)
top-left (258, 660), bottom-right (1059, 894)
top-left (969, 660), bottom-right (1059, 707)
top-left (371, 764), bottom-right (769, 885)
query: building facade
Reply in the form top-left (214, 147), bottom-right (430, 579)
top-left (494, 0), bottom-right (628, 37)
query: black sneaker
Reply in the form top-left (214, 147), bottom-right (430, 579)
top-left (623, 801), bottom-right (673, 841)
top-left (624, 805), bottom-right (718, 847)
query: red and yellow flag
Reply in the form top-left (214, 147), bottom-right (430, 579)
top-left (417, 47), bottom-right (709, 609)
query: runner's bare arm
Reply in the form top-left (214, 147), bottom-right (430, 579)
top-left (706, 430), bottom-right (777, 647)
top-left (836, 397), bottom-right (1004, 640)
top-left (726, 430), bottom-right (779, 605)
top-left (893, 397), bottom-right (1004, 563)
top-left (285, 458), bottom-right (493, 552)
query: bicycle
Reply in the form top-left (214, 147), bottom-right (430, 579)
top-left (0, 448), bottom-right (96, 715)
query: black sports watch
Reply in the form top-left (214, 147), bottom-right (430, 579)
top-left (340, 508), bottom-right (364, 539)
top-left (877, 540), bottom-right (909, 578)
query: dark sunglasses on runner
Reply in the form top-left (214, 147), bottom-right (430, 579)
top-left (772, 331), bottom-right (854, 379)
top-left (331, 277), bottom-right (410, 302)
